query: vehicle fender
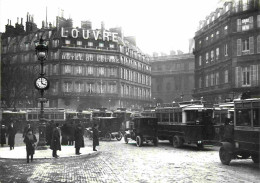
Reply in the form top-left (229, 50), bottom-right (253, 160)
top-left (220, 142), bottom-right (234, 153)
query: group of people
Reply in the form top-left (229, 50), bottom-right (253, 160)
top-left (0, 121), bottom-right (100, 163)
top-left (1, 122), bottom-right (16, 150)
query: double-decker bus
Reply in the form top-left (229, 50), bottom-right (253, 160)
top-left (219, 98), bottom-right (260, 165)
top-left (156, 100), bottom-right (215, 149)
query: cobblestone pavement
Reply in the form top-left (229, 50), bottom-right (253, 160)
top-left (0, 137), bottom-right (259, 183)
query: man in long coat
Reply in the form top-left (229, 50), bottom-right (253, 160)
top-left (23, 129), bottom-right (37, 163)
top-left (92, 124), bottom-right (99, 151)
top-left (74, 122), bottom-right (84, 155)
top-left (50, 123), bottom-right (61, 158)
top-left (1, 125), bottom-right (7, 147)
top-left (7, 122), bottom-right (16, 150)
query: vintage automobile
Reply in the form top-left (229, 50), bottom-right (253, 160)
top-left (87, 117), bottom-right (122, 141)
top-left (124, 116), bottom-right (158, 147)
top-left (219, 98), bottom-right (260, 165)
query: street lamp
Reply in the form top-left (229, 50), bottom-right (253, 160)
top-left (34, 37), bottom-right (49, 149)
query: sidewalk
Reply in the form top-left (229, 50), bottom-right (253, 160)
top-left (0, 145), bottom-right (98, 159)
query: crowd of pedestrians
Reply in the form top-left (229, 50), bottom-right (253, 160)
top-left (0, 120), bottom-right (99, 163)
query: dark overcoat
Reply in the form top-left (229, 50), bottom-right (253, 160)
top-left (74, 126), bottom-right (84, 148)
top-left (50, 127), bottom-right (61, 151)
top-left (1, 127), bottom-right (7, 145)
top-left (23, 134), bottom-right (37, 155)
top-left (7, 126), bottom-right (16, 147)
top-left (92, 128), bottom-right (99, 146)
top-left (68, 123), bottom-right (75, 141)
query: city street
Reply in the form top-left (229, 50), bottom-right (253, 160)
top-left (0, 135), bottom-right (259, 183)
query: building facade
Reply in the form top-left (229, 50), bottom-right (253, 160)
top-left (151, 53), bottom-right (194, 105)
top-left (193, 0), bottom-right (260, 103)
top-left (1, 14), bottom-right (152, 111)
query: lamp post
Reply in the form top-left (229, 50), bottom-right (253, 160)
top-left (34, 37), bottom-right (49, 149)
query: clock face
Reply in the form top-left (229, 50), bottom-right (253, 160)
top-left (35, 77), bottom-right (49, 90)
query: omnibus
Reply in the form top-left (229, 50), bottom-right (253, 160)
top-left (155, 100), bottom-right (215, 149)
top-left (112, 108), bottom-right (132, 134)
top-left (213, 102), bottom-right (234, 141)
top-left (141, 107), bottom-right (156, 118)
top-left (219, 98), bottom-right (260, 165)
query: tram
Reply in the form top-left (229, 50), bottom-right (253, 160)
top-left (219, 98), bottom-right (260, 165)
top-left (155, 100), bottom-right (215, 149)
top-left (141, 107), bottom-right (156, 118)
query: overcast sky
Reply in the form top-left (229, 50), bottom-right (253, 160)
top-left (0, 0), bottom-right (223, 55)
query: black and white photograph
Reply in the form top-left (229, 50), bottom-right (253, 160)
top-left (0, 0), bottom-right (259, 182)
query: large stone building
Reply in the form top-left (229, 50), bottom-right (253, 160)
top-left (1, 13), bottom-right (152, 111)
top-left (151, 53), bottom-right (194, 104)
top-left (193, 0), bottom-right (260, 103)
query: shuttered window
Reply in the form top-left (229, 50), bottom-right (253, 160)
top-left (257, 15), bottom-right (260, 27)
top-left (249, 36), bottom-right (254, 54)
top-left (237, 39), bottom-right (242, 56)
top-left (257, 35), bottom-right (260, 53)
top-left (237, 19), bottom-right (242, 32)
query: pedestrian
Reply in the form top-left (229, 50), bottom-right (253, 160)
top-left (92, 123), bottom-right (99, 151)
top-left (68, 121), bottom-right (75, 145)
top-left (7, 121), bottom-right (16, 150)
top-left (61, 123), bottom-right (69, 145)
top-left (74, 122), bottom-right (84, 155)
top-left (23, 122), bottom-right (32, 138)
top-left (50, 123), bottom-right (61, 158)
top-left (1, 125), bottom-right (7, 147)
top-left (46, 121), bottom-right (54, 146)
top-left (23, 128), bottom-right (37, 163)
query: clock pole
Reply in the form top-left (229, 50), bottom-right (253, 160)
top-left (35, 37), bottom-right (49, 149)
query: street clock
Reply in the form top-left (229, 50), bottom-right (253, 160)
top-left (35, 77), bottom-right (50, 90)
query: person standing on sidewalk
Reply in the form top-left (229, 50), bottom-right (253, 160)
top-left (7, 122), bottom-right (16, 150)
top-left (23, 128), bottom-right (37, 163)
top-left (23, 122), bottom-right (32, 138)
top-left (1, 125), bottom-right (7, 147)
top-left (92, 124), bottom-right (99, 151)
top-left (74, 122), bottom-right (84, 155)
top-left (50, 123), bottom-right (61, 158)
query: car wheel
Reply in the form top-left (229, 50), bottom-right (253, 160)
top-left (153, 137), bottom-right (158, 146)
top-left (116, 132), bottom-right (122, 141)
top-left (219, 146), bottom-right (232, 165)
top-left (197, 143), bottom-right (204, 150)
top-left (169, 138), bottom-right (173, 144)
top-left (105, 133), bottom-right (112, 141)
top-left (136, 135), bottom-right (143, 147)
top-left (251, 154), bottom-right (259, 163)
top-left (173, 136), bottom-right (182, 148)
top-left (124, 134), bottom-right (128, 144)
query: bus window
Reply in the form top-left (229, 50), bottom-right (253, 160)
top-left (253, 108), bottom-right (260, 127)
top-left (170, 112), bottom-right (174, 122)
top-left (162, 113), bottom-right (169, 122)
top-left (236, 109), bottom-right (251, 126)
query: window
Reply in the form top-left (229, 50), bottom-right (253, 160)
top-left (77, 41), bottom-right (82, 46)
top-left (236, 109), bottom-right (251, 126)
top-left (237, 37), bottom-right (254, 56)
top-left (199, 77), bottom-right (202, 88)
top-left (253, 108), bottom-right (260, 127)
top-left (99, 42), bottom-right (104, 48)
top-left (87, 66), bottom-right (94, 75)
top-left (242, 67), bottom-right (251, 86)
top-left (216, 31), bottom-right (219, 38)
top-left (63, 81), bottom-right (72, 92)
top-left (199, 56), bottom-right (202, 66)
top-left (216, 48), bottom-right (219, 60)
top-left (224, 25), bottom-right (228, 34)
top-left (205, 75), bottom-right (209, 87)
top-left (64, 65), bottom-right (72, 74)
top-left (109, 44), bottom-right (115, 48)
top-left (215, 72), bottom-right (219, 85)
top-left (53, 64), bottom-right (58, 74)
top-left (75, 66), bottom-right (83, 75)
top-left (224, 44), bottom-right (228, 56)
top-left (258, 15), bottom-right (260, 27)
top-left (88, 42), bottom-right (93, 47)
top-left (257, 35), bottom-right (260, 53)
top-left (224, 70), bottom-right (229, 83)
top-left (86, 83), bottom-right (94, 93)
top-left (210, 73), bottom-right (214, 86)
top-left (65, 40), bottom-right (70, 45)
top-left (206, 52), bottom-right (209, 63)
top-left (238, 17), bottom-right (254, 31)
top-left (75, 82), bottom-right (84, 92)
top-left (211, 50), bottom-right (214, 61)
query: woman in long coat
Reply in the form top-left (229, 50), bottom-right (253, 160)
top-left (50, 123), bottom-right (61, 158)
top-left (92, 124), bottom-right (99, 151)
top-left (1, 125), bottom-right (7, 147)
top-left (23, 129), bottom-right (37, 163)
top-left (74, 123), bottom-right (84, 155)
